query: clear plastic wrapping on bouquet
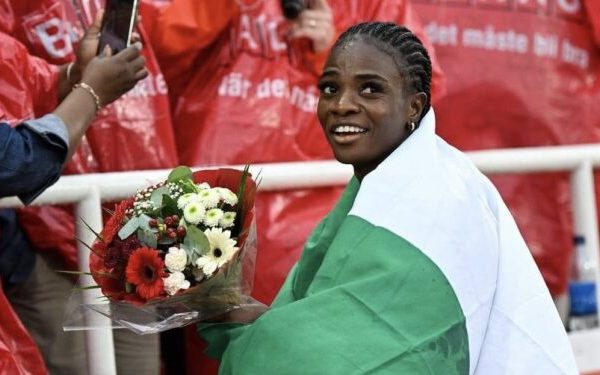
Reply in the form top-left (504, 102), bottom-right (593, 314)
top-left (64, 222), bottom-right (259, 335)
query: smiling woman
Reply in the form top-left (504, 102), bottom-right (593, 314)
top-left (198, 22), bottom-right (577, 375)
top-left (317, 25), bottom-right (429, 180)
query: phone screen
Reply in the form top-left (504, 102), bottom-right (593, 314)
top-left (97, 0), bottom-right (138, 55)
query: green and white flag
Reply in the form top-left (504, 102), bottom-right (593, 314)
top-left (201, 110), bottom-right (577, 374)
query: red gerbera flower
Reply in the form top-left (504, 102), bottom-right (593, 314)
top-left (102, 198), bottom-right (134, 245)
top-left (125, 247), bottom-right (166, 300)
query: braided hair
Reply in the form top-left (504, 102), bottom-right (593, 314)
top-left (333, 22), bottom-right (432, 122)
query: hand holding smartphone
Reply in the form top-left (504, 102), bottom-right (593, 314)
top-left (97, 0), bottom-right (139, 55)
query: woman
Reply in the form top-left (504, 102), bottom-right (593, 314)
top-left (144, 2), bottom-right (444, 372)
top-left (200, 22), bottom-right (577, 374)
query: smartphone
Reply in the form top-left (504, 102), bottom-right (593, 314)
top-left (97, 0), bottom-right (139, 55)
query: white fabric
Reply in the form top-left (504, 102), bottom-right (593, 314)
top-left (349, 109), bottom-right (578, 374)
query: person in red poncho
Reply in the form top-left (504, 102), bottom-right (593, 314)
top-left (141, 0), bottom-right (445, 373)
top-left (0, 0), bottom-right (178, 373)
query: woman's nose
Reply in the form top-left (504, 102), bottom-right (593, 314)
top-left (331, 90), bottom-right (359, 116)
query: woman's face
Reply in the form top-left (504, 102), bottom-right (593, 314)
top-left (317, 38), bottom-right (423, 179)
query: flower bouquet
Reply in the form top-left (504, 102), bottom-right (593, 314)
top-left (66, 166), bottom-right (258, 334)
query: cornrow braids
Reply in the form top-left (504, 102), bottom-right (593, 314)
top-left (333, 22), bottom-right (432, 122)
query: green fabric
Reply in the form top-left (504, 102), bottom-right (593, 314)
top-left (200, 178), bottom-right (469, 374)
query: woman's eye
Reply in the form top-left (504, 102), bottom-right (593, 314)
top-left (361, 83), bottom-right (383, 94)
top-left (318, 82), bottom-right (337, 95)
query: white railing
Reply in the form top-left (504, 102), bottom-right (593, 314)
top-left (2, 143), bottom-right (600, 374)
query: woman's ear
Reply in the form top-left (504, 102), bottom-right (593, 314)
top-left (408, 92), bottom-right (427, 122)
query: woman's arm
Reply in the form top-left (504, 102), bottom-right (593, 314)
top-left (0, 43), bottom-right (148, 204)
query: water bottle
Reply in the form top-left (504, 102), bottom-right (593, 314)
top-left (568, 235), bottom-right (598, 331)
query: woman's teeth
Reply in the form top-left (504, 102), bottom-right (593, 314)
top-left (333, 126), bottom-right (366, 133)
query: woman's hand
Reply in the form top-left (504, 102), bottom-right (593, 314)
top-left (81, 43), bottom-right (148, 107)
top-left (61, 10), bottom-right (105, 87)
top-left (208, 302), bottom-right (269, 324)
top-left (58, 11), bottom-right (104, 101)
top-left (288, 0), bottom-right (335, 54)
top-left (54, 42), bottom-right (147, 159)
top-left (71, 9), bottom-right (142, 85)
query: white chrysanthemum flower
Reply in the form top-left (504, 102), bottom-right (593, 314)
top-left (219, 211), bottom-right (236, 228)
top-left (197, 188), bottom-right (220, 209)
top-left (204, 208), bottom-right (224, 227)
top-left (215, 187), bottom-right (238, 206)
top-left (163, 271), bottom-right (190, 296)
top-left (164, 247), bottom-right (187, 272)
top-left (197, 182), bottom-right (211, 190)
top-left (183, 201), bottom-right (205, 225)
top-left (177, 193), bottom-right (200, 209)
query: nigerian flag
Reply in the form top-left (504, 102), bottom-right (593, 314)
top-left (201, 110), bottom-right (577, 374)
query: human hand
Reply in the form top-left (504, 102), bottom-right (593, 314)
top-left (74, 10), bottom-right (142, 83)
top-left (208, 303), bottom-right (269, 324)
top-left (288, 0), bottom-right (335, 54)
top-left (80, 43), bottom-right (148, 107)
top-left (72, 10), bottom-right (104, 84)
